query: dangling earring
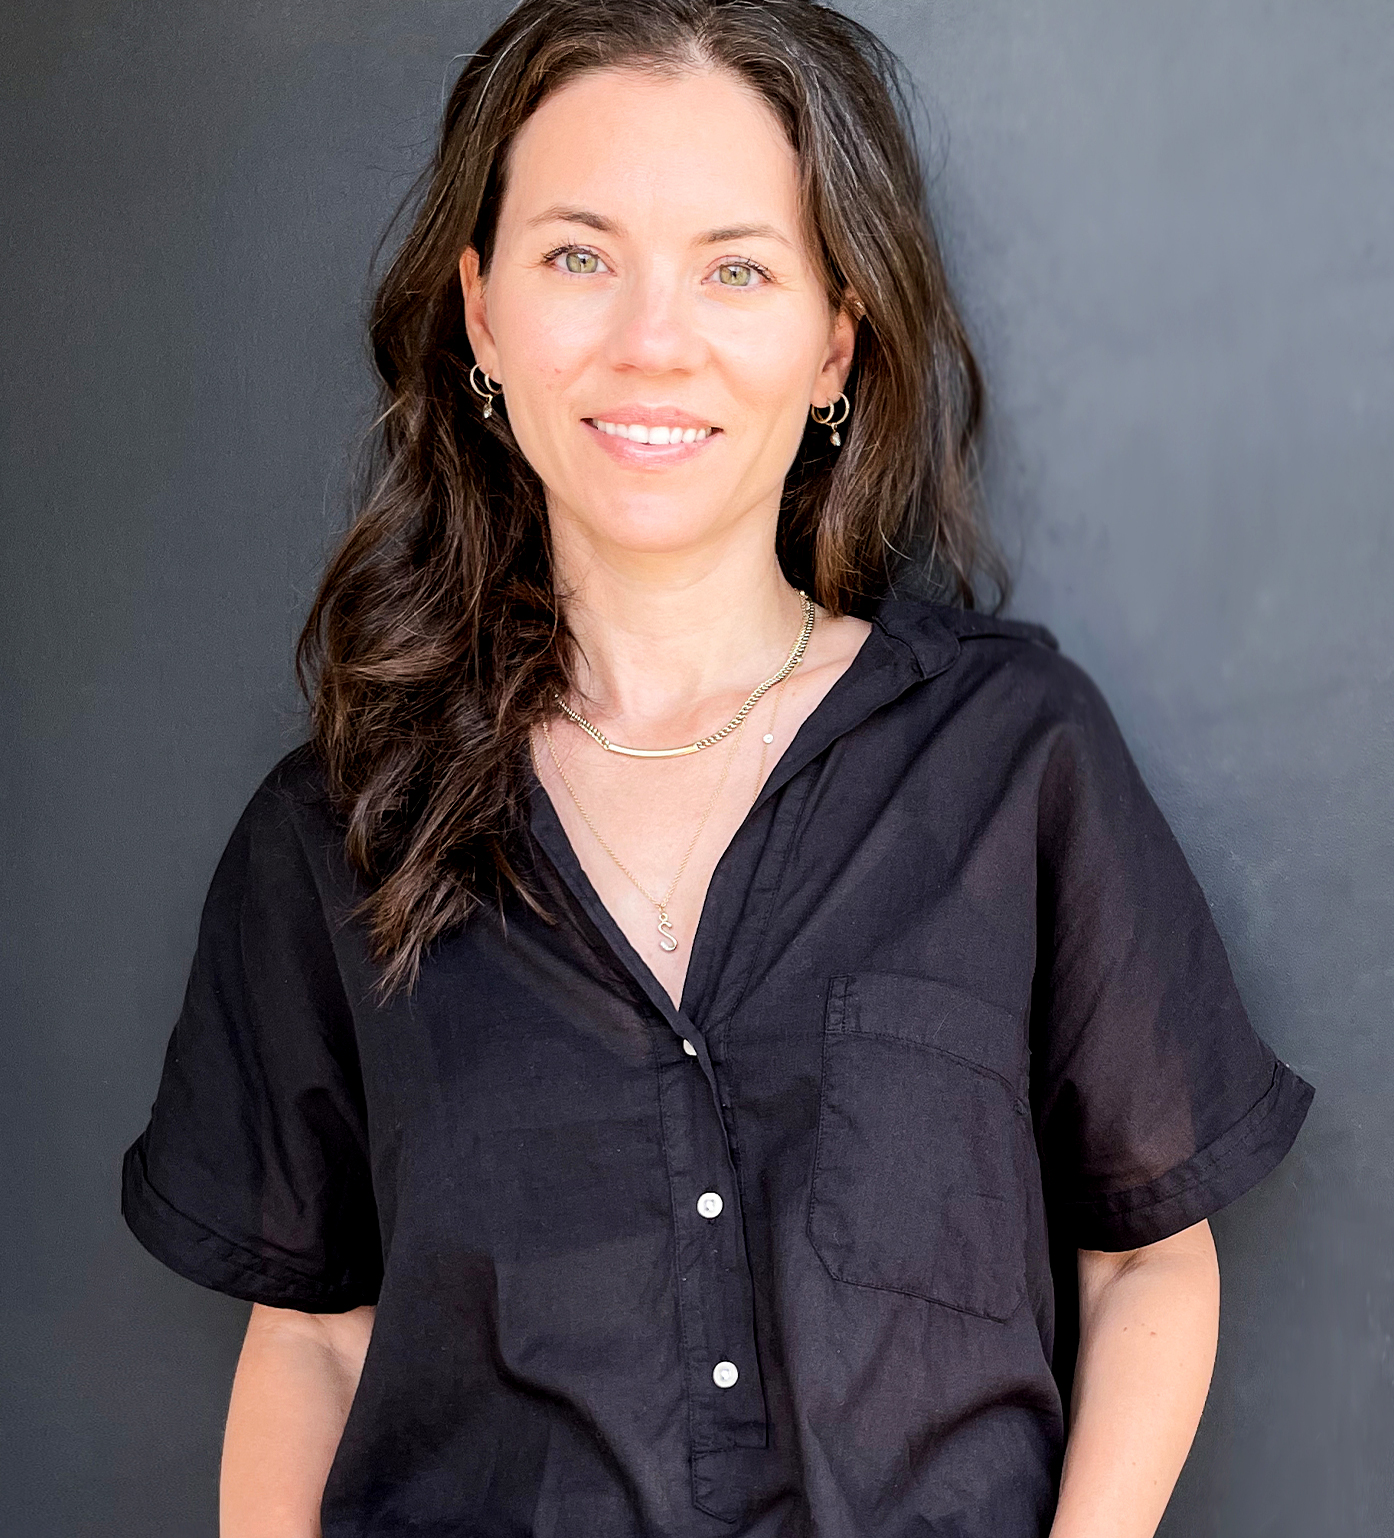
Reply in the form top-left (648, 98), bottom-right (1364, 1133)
top-left (810, 393), bottom-right (850, 447)
top-left (469, 364), bottom-right (503, 420)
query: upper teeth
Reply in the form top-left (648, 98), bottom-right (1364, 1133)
top-left (591, 420), bottom-right (713, 444)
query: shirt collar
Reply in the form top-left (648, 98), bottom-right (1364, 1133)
top-left (745, 591), bottom-right (960, 805)
top-left (529, 591), bottom-right (962, 836)
top-left (524, 592), bottom-right (962, 1035)
top-left (865, 590), bottom-right (963, 681)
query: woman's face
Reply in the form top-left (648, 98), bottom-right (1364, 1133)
top-left (460, 67), bottom-right (856, 566)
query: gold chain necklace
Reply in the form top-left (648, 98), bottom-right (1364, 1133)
top-left (538, 676), bottom-right (789, 957)
top-left (538, 714), bottom-right (744, 952)
top-left (552, 590), bottom-right (816, 758)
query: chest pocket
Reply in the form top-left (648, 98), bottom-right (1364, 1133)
top-left (807, 972), bottom-right (1031, 1322)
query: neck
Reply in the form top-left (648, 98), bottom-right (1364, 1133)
top-left (551, 517), bottom-right (808, 736)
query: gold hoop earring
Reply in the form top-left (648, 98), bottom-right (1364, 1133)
top-left (469, 364), bottom-right (503, 420)
top-left (810, 392), bottom-right (850, 447)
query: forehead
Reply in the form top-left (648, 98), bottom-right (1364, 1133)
top-left (498, 66), bottom-right (803, 236)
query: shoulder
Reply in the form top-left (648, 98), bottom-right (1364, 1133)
top-left (214, 743), bottom-right (347, 900)
top-left (874, 594), bottom-right (1114, 734)
top-left (932, 603), bottom-right (1061, 655)
top-left (878, 598), bottom-right (1178, 860)
top-left (256, 740), bottom-right (336, 819)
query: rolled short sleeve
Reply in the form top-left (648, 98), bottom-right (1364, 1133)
top-left (1030, 664), bottom-right (1314, 1252)
top-left (121, 764), bottom-right (382, 1310)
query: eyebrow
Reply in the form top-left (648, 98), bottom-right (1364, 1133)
top-left (700, 222), bottom-right (792, 248)
top-left (527, 206), bottom-right (620, 234)
top-left (526, 207), bottom-right (793, 248)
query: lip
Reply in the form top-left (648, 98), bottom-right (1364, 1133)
top-left (581, 405), bottom-right (722, 467)
top-left (586, 404), bottom-right (716, 430)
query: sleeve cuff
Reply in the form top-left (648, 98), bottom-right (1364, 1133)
top-left (1057, 1058), bottom-right (1316, 1251)
top-left (120, 1138), bottom-right (380, 1313)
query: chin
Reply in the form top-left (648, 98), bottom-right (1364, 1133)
top-left (565, 491), bottom-right (738, 558)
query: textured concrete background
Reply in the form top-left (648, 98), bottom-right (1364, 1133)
top-left (2, 1), bottom-right (1389, 1532)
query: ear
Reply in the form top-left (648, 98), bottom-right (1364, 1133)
top-left (459, 246), bottom-right (503, 382)
top-left (812, 291), bottom-right (860, 409)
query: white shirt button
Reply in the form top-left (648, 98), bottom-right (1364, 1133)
top-left (712, 1360), bottom-right (739, 1389)
top-left (696, 1191), bottom-right (724, 1219)
top-left (681, 1038), bottom-right (697, 1056)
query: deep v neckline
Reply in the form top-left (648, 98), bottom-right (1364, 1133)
top-left (525, 613), bottom-right (924, 1033)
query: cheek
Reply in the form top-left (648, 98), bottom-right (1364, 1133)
top-left (494, 289), bottom-right (599, 393)
top-left (487, 295), bottom-right (601, 479)
top-left (719, 304), bottom-right (828, 421)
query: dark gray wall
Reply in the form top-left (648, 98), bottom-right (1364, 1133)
top-left (2, 2), bottom-right (1388, 1533)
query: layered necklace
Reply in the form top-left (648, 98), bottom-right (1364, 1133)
top-left (537, 594), bottom-right (812, 953)
top-left (552, 590), bottom-right (815, 757)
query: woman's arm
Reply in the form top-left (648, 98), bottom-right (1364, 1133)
top-left (1048, 1218), bottom-right (1220, 1538)
top-left (220, 1301), bottom-right (375, 1538)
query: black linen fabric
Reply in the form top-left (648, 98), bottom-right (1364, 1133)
top-left (122, 595), bottom-right (1314, 1537)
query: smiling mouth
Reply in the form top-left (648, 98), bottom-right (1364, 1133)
top-left (586, 418), bottom-right (717, 445)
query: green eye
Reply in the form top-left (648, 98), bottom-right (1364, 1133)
top-left (717, 262), bottom-right (753, 287)
top-left (564, 249), bottom-right (599, 274)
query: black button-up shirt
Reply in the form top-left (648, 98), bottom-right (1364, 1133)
top-left (122, 595), bottom-right (1314, 1536)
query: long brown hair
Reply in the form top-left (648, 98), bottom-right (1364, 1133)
top-left (298, 0), bottom-right (1002, 997)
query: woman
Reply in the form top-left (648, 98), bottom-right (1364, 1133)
top-left (121, 1), bottom-right (1315, 1534)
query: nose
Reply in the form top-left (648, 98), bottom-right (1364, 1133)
top-left (604, 265), bottom-right (705, 377)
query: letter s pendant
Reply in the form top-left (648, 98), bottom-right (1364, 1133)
top-left (657, 912), bottom-right (679, 953)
